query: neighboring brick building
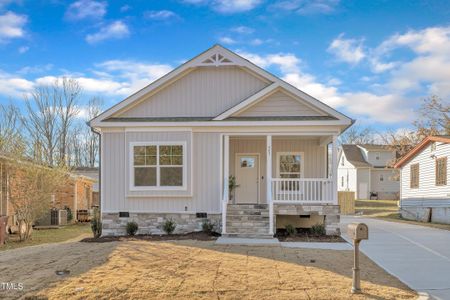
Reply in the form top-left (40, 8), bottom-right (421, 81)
top-left (0, 156), bottom-right (96, 227)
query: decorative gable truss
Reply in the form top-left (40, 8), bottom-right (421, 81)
top-left (198, 53), bottom-right (234, 67)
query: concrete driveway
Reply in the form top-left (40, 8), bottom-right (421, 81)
top-left (341, 216), bottom-right (450, 300)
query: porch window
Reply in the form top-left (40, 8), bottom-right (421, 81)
top-left (277, 152), bottom-right (303, 178)
top-left (131, 143), bottom-right (184, 189)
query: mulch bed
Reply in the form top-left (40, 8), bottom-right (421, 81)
top-left (276, 229), bottom-right (346, 243)
top-left (80, 231), bottom-right (220, 243)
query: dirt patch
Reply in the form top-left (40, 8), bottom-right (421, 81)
top-left (80, 231), bottom-right (219, 243)
top-left (4, 239), bottom-right (416, 300)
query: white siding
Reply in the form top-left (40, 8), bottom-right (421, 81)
top-left (228, 137), bottom-right (327, 204)
top-left (370, 169), bottom-right (400, 193)
top-left (401, 142), bottom-right (450, 201)
top-left (102, 131), bottom-right (222, 213)
top-left (236, 90), bottom-right (325, 117)
top-left (337, 152), bottom-right (358, 194)
top-left (117, 66), bottom-right (269, 118)
top-left (366, 150), bottom-right (395, 167)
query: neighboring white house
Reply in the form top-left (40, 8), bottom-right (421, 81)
top-left (394, 136), bottom-right (450, 224)
top-left (338, 144), bottom-right (399, 200)
top-left (90, 45), bottom-right (353, 237)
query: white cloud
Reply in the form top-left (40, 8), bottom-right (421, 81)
top-left (212, 0), bottom-right (262, 13)
top-left (144, 10), bottom-right (180, 21)
top-left (18, 45), bottom-right (28, 53)
top-left (85, 21), bottom-right (129, 44)
top-left (272, 0), bottom-right (340, 15)
top-left (219, 36), bottom-right (237, 45)
top-left (120, 5), bottom-right (131, 12)
top-left (0, 70), bottom-right (34, 97)
top-left (0, 11), bottom-right (27, 42)
top-left (231, 26), bottom-right (254, 34)
top-left (182, 0), bottom-right (261, 13)
top-left (65, 0), bottom-right (107, 21)
top-left (328, 34), bottom-right (365, 64)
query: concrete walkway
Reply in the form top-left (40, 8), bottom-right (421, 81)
top-left (341, 216), bottom-right (450, 300)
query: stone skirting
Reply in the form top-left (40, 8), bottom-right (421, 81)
top-left (102, 212), bottom-right (222, 236)
top-left (274, 204), bottom-right (340, 235)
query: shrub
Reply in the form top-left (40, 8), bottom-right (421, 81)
top-left (310, 223), bottom-right (326, 236)
top-left (162, 218), bottom-right (176, 235)
top-left (64, 206), bottom-right (73, 222)
top-left (90, 207), bottom-right (102, 238)
top-left (201, 219), bottom-right (216, 234)
top-left (285, 224), bottom-right (297, 236)
top-left (126, 221), bottom-right (139, 236)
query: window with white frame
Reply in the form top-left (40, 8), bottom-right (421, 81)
top-left (379, 174), bottom-right (384, 182)
top-left (132, 143), bottom-right (184, 188)
top-left (277, 152), bottom-right (303, 178)
top-left (375, 152), bottom-right (380, 160)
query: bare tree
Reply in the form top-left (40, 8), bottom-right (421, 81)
top-left (85, 97), bottom-right (102, 167)
top-left (56, 78), bottom-right (81, 165)
top-left (339, 124), bottom-right (376, 145)
top-left (0, 103), bottom-right (25, 155)
top-left (414, 95), bottom-right (449, 135)
top-left (23, 77), bottom-right (82, 166)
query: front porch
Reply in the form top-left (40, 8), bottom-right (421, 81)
top-left (221, 133), bottom-right (340, 237)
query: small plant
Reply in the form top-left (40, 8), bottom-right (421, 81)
top-left (310, 223), bottom-right (326, 236)
top-left (64, 206), bottom-right (73, 222)
top-left (162, 218), bottom-right (176, 235)
top-left (228, 175), bottom-right (240, 200)
top-left (285, 224), bottom-right (297, 236)
top-left (126, 221), bottom-right (139, 236)
top-left (90, 207), bottom-right (102, 238)
top-left (201, 219), bottom-right (216, 234)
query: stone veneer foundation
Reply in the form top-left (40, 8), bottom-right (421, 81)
top-left (101, 212), bottom-right (222, 236)
top-left (102, 205), bottom-right (340, 236)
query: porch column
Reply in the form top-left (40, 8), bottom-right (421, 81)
top-left (331, 135), bottom-right (338, 205)
top-left (222, 134), bottom-right (230, 234)
top-left (266, 135), bottom-right (274, 235)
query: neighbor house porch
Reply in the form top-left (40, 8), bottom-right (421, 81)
top-left (221, 133), bottom-right (339, 237)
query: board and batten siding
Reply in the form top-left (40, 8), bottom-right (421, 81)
top-left (229, 137), bottom-right (327, 204)
top-left (401, 142), bottom-right (450, 201)
top-left (116, 66), bottom-right (270, 118)
top-left (235, 90), bottom-right (325, 117)
top-left (102, 131), bottom-right (222, 213)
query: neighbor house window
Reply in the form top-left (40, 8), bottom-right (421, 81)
top-left (277, 152), bottom-right (302, 178)
top-left (436, 157), bottom-right (447, 186)
top-left (410, 163), bottom-right (419, 188)
top-left (132, 143), bottom-right (184, 189)
top-left (375, 152), bottom-right (380, 160)
top-left (341, 176), bottom-right (344, 187)
top-left (341, 157), bottom-right (345, 166)
top-left (379, 174), bottom-right (384, 182)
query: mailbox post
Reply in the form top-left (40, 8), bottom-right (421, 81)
top-left (347, 222), bottom-right (368, 294)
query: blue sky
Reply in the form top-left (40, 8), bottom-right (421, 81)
top-left (0, 0), bottom-right (449, 131)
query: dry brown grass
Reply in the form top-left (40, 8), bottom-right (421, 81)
top-left (19, 240), bottom-right (418, 300)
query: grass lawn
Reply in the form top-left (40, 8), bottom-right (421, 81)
top-left (355, 199), bottom-right (450, 231)
top-left (0, 239), bottom-right (416, 299)
top-left (0, 223), bottom-right (91, 251)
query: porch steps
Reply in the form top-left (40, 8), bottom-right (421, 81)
top-left (225, 204), bottom-right (272, 238)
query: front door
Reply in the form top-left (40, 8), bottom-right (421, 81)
top-left (235, 154), bottom-right (259, 204)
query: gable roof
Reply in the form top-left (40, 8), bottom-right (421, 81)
top-left (394, 135), bottom-right (450, 168)
top-left (357, 144), bottom-right (392, 151)
top-left (341, 144), bottom-right (372, 167)
top-left (90, 44), bottom-right (353, 128)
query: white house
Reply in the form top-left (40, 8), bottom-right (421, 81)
top-left (338, 144), bottom-right (399, 200)
top-left (90, 45), bottom-right (353, 237)
top-left (394, 136), bottom-right (450, 224)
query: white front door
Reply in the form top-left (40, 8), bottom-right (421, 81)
top-left (235, 154), bottom-right (259, 204)
top-left (358, 183), bottom-right (368, 199)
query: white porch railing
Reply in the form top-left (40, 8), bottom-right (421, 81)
top-left (271, 178), bottom-right (333, 203)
